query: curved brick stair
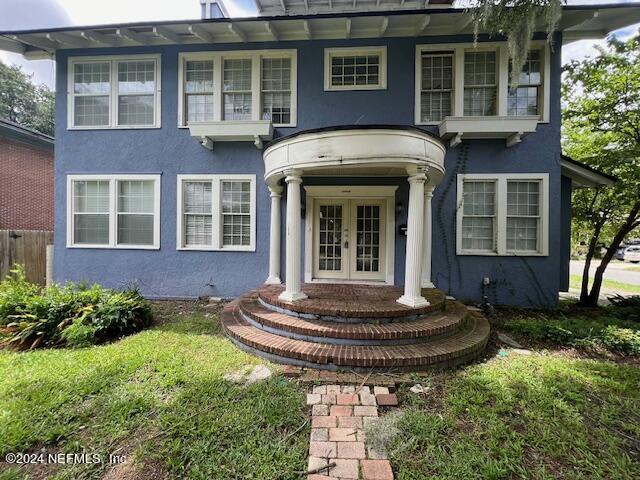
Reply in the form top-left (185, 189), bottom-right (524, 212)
top-left (221, 284), bottom-right (490, 371)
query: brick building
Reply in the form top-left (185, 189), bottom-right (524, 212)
top-left (0, 119), bottom-right (54, 231)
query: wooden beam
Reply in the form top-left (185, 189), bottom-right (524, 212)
top-left (80, 30), bottom-right (120, 47)
top-left (188, 24), bottom-right (215, 43)
top-left (153, 26), bottom-right (183, 44)
top-left (303, 20), bottom-right (312, 40)
top-left (11, 34), bottom-right (58, 51)
top-left (378, 16), bottom-right (389, 37)
top-left (47, 32), bottom-right (90, 48)
top-left (0, 37), bottom-right (26, 54)
top-left (345, 18), bottom-right (352, 39)
top-left (264, 21), bottom-right (279, 41)
top-left (228, 23), bottom-right (247, 42)
top-left (116, 28), bottom-right (148, 44)
top-left (415, 15), bottom-right (431, 36)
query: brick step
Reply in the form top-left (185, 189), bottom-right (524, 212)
top-left (258, 284), bottom-right (446, 323)
top-left (238, 297), bottom-right (468, 345)
top-left (221, 301), bottom-right (490, 371)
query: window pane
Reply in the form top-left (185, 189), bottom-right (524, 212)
top-left (420, 53), bottom-right (453, 122)
top-left (222, 181), bottom-right (251, 246)
top-left (182, 181), bottom-right (212, 247)
top-left (421, 91), bottom-right (451, 122)
top-left (187, 94), bottom-right (214, 122)
top-left (507, 217), bottom-right (538, 252)
top-left (464, 87), bottom-right (496, 116)
top-left (224, 93), bottom-right (252, 120)
top-left (185, 215), bottom-right (212, 246)
top-left (223, 215), bottom-right (250, 246)
top-left (507, 181), bottom-right (539, 216)
top-left (117, 214), bottom-right (154, 245)
top-left (74, 62), bottom-right (110, 94)
top-left (223, 58), bottom-right (251, 92)
top-left (118, 61), bottom-right (155, 94)
top-left (262, 57), bottom-right (291, 124)
top-left (118, 180), bottom-right (154, 213)
top-left (464, 51), bottom-right (496, 116)
top-left (73, 180), bottom-right (110, 213)
top-left (74, 214), bottom-right (109, 245)
top-left (118, 95), bottom-right (154, 125)
top-left (262, 92), bottom-right (291, 124)
top-left (462, 181), bottom-right (495, 216)
top-left (462, 217), bottom-right (494, 251)
top-left (185, 60), bottom-right (214, 123)
top-left (330, 54), bottom-right (380, 87)
top-left (184, 181), bottom-right (212, 213)
top-left (74, 96), bottom-right (110, 126)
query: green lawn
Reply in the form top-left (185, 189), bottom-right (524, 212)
top-left (0, 303), bottom-right (308, 480)
top-left (390, 354), bottom-right (640, 480)
top-left (570, 274), bottom-right (640, 294)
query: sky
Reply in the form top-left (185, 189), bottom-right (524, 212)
top-left (0, 0), bottom-right (638, 89)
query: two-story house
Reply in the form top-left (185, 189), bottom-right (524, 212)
top-left (1, 1), bottom-right (636, 369)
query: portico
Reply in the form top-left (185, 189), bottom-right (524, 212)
top-left (262, 126), bottom-right (446, 308)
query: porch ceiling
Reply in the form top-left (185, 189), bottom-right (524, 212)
top-left (262, 125), bottom-right (446, 186)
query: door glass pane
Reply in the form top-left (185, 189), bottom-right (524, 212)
top-left (355, 205), bottom-right (381, 272)
top-left (318, 205), bottom-right (342, 271)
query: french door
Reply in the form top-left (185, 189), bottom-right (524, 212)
top-left (313, 199), bottom-right (386, 281)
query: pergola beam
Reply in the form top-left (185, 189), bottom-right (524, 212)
top-left (11, 34), bottom-right (58, 51)
top-left (378, 16), bottom-right (389, 37)
top-left (47, 32), bottom-right (90, 48)
top-left (153, 26), bottom-right (183, 44)
top-left (188, 24), bottom-right (215, 43)
top-left (264, 21), bottom-right (280, 41)
top-left (345, 18), bottom-right (352, 39)
top-left (228, 23), bottom-right (248, 42)
top-left (116, 28), bottom-right (148, 44)
top-left (80, 30), bottom-right (120, 47)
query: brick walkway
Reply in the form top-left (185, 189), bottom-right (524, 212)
top-left (306, 385), bottom-right (398, 480)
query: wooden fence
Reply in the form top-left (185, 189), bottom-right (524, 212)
top-left (0, 230), bottom-right (54, 286)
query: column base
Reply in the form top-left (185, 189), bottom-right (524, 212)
top-left (421, 281), bottom-right (435, 289)
top-left (278, 290), bottom-right (308, 303)
top-left (397, 294), bottom-right (430, 308)
top-left (265, 275), bottom-right (282, 285)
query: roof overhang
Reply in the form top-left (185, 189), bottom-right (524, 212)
top-left (0, 120), bottom-right (54, 150)
top-left (560, 155), bottom-right (616, 188)
top-left (1, 4), bottom-right (639, 60)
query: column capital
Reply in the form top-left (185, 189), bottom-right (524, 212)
top-left (424, 185), bottom-right (435, 197)
top-left (283, 169), bottom-right (303, 184)
top-left (408, 173), bottom-right (427, 184)
top-left (268, 185), bottom-right (284, 197)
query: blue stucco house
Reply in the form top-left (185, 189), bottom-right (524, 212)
top-left (0, 1), bottom-right (634, 312)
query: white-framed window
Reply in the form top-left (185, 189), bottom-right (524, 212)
top-left (415, 43), bottom-right (550, 125)
top-left (177, 50), bottom-right (297, 127)
top-left (68, 54), bottom-right (161, 129)
top-left (324, 46), bottom-right (387, 91)
top-left (508, 50), bottom-right (542, 117)
top-left (456, 173), bottom-right (549, 256)
top-left (176, 174), bottom-right (256, 251)
top-left (67, 174), bottom-right (161, 249)
top-left (419, 52), bottom-right (454, 122)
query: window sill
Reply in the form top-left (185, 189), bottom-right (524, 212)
top-left (456, 250), bottom-right (548, 257)
top-left (177, 246), bottom-right (256, 252)
top-left (188, 120), bottom-right (273, 150)
top-left (324, 85), bottom-right (386, 92)
top-left (68, 125), bottom-right (161, 131)
top-left (66, 244), bottom-right (160, 250)
top-left (439, 116), bottom-right (539, 148)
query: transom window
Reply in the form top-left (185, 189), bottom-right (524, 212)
top-left (324, 47), bottom-right (387, 91)
top-left (464, 51), bottom-right (497, 116)
top-left (177, 175), bottom-right (256, 251)
top-left (178, 50), bottom-right (297, 127)
top-left (508, 50), bottom-right (542, 117)
top-left (420, 52), bottom-right (454, 122)
top-left (68, 55), bottom-right (161, 129)
top-left (457, 174), bottom-right (548, 256)
top-left (67, 175), bottom-right (160, 249)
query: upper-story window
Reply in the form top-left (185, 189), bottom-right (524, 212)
top-left (324, 47), bottom-right (387, 91)
top-left (464, 51), bottom-right (497, 116)
top-left (508, 50), bottom-right (542, 116)
top-left (178, 49), bottom-right (297, 127)
top-left (68, 55), bottom-right (161, 129)
top-left (415, 44), bottom-right (550, 124)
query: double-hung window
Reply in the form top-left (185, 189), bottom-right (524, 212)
top-left (178, 50), bottom-right (297, 127)
top-left (324, 47), bottom-right (387, 91)
top-left (67, 174), bottom-right (160, 249)
top-left (419, 52), bottom-right (454, 122)
top-left (508, 50), bottom-right (542, 117)
top-left (177, 175), bottom-right (256, 251)
top-left (68, 55), bottom-right (161, 129)
top-left (457, 174), bottom-right (548, 256)
top-left (464, 51), bottom-right (497, 116)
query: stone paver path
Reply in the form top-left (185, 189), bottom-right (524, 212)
top-left (306, 385), bottom-right (398, 480)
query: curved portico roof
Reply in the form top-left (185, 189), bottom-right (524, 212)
top-left (262, 125), bottom-right (447, 186)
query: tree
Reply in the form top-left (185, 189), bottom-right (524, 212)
top-left (0, 60), bottom-right (54, 136)
top-left (563, 35), bottom-right (640, 306)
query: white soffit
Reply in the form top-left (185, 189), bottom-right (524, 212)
top-left (252, 0), bottom-right (451, 16)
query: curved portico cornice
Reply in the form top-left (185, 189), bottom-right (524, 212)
top-left (262, 125), bottom-right (447, 186)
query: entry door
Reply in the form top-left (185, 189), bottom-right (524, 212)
top-left (313, 199), bottom-right (386, 281)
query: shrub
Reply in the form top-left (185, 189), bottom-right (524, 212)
top-left (600, 325), bottom-right (640, 355)
top-left (0, 266), bottom-right (152, 349)
top-left (607, 294), bottom-right (640, 322)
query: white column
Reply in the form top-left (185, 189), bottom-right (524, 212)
top-left (278, 170), bottom-right (308, 302)
top-left (398, 173), bottom-right (430, 308)
top-left (265, 184), bottom-right (283, 284)
top-left (421, 186), bottom-right (435, 288)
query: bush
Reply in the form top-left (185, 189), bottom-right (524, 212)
top-left (503, 314), bottom-right (640, 356)
top-left (607, 294), bottom-right (640, 322)
top-left (0, 266), bottom-right (152, 349)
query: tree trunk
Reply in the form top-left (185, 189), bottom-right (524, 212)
top-left (584, 201), bottom-right (640, 307)
top-left (579, 223), bottom-right (602, 304)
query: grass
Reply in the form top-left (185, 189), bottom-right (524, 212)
top-left (625, 265), bottom-right (640, 272)
top-left (390, 354), bottom-right (640, 480)
top-left (0, 302), bottom-right (308, 480)
top-left (569, 274), bottom-right (640, 294)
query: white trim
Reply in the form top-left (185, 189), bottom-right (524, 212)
top-left (176, 174), bottom-right (256, 252)
top-left (303, 185), bottom-right (396, 285)
top-left (67, 54), bottom-right (162, 130)
top-left (66, 174), bottom-right (161, 249)
top-left (456, 173), bottom-right (549, 257)
top-left (177, 49), bottom-right (297, 128)
top-left (324, 46), bottom-right (387, 91)
top-left (414, 42), bottom-right (551, 126)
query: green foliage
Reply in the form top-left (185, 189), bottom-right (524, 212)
top-left (0, 60), bottom-right (54, 136)
top-left (607, 294), bottom-right (640, 322)
top-left (470, 0), bottom-right (563, 88)
top-left (503, 313), bottom-right (640, 355)
top-left (0, 266), bottom-right (152, 349)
